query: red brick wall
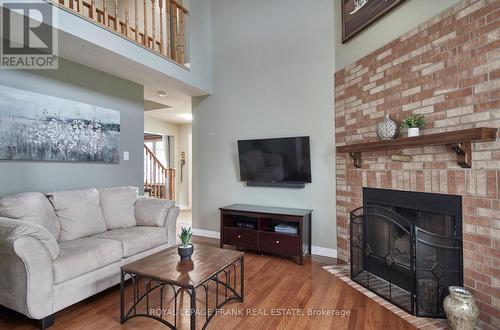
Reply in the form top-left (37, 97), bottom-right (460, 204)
top-left (334, 0), bottom-right (499, 328)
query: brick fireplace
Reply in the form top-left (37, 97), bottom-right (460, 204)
top-left (334, 0), bottom-right (499, 329)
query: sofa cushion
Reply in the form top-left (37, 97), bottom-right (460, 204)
top-left (0, 192), bottom-right (61, 239)
top-left (135, 197), bottom-right (175, 227)
top-left (47, 188), bottom-right (107, 242)
top-left (93, 227), bottom-right (167, 257)
top-left (53, 237), bottom-right (122, 284)
top-left (98, 186), bottom-right (138, 230)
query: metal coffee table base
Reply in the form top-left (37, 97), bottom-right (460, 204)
top-left (120, 255), bottom-right (244, 330)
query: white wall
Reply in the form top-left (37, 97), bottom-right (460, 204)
top-left (192, 0), bottom-right (335, 249)
top-left (335, 0), bottom-right (462, 70)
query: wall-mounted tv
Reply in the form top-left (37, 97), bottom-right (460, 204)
top-left (237, 136), bottom-right (311, 187)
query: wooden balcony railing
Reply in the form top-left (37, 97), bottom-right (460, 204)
top-left (52, 0), bottom-right (189, 66)
top-left (144, 144), bottom-right (175, 200)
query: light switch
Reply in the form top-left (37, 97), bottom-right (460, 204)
top-left (123, 151), bottom-right (129, 161)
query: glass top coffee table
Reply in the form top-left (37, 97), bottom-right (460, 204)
top-left (120, 244), bottom-right (244, 330)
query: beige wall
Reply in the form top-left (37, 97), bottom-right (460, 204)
top-left (177, 124), bottom-right (192, 208)
top-left (144, 116), bottom-right (192, 207)
top-left (144, 115), bottom-right (180, 202)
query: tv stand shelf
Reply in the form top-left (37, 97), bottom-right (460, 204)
top-left (219, 204), bottom-right (312, 265)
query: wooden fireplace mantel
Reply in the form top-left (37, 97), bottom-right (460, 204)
top-left (336, 128), bottom-right (498, 168)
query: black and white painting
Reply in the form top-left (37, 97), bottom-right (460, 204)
top-left (0, 85), bottom-right (120, 163)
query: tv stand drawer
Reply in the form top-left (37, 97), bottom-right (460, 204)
top-left (223, 227), bottom-right (258, 248)
top-left (259, 232), bottom-right (299, 253)
top-left (220, 204), bottom-right (312, 265)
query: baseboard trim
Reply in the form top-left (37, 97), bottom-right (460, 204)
top-left (193, 228), bottom-right (338, 258)
top-left (192, 228), bottom-right (220, 239)
top-left (311, 246), bottom-right (338, 258)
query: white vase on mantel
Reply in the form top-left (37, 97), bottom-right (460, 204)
top-left (408, 127), bottom-right (420, 137)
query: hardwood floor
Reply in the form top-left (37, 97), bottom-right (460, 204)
top-left (0, 236), bottom-right (415, 330)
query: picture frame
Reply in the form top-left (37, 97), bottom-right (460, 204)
top-left (342, 0), bottom-right (406, 43)
top-left (0, 85), bottom-right (121, 163)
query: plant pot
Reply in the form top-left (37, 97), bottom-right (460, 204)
top-left (407, 127), bottom-right (420, 137)
top-left (178, 244), bottom-right (194, 261)
top-left (443, 286), bottom-right (479, 330)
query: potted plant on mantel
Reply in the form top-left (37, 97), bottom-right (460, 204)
top-left (401, 114), bottom-right (426, 137)
top-left (178, 227), bottom-right (194, 261)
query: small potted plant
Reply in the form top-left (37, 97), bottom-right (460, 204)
top-left (178, 227), bottom-right (194, 261)
top-left (401, 114), bottom-right (426, 137)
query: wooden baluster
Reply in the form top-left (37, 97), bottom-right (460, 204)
top-left (90, 0), bottom-right (97, 20)
top-left (164, 168), bottom-right (167, 199)
top-left (77, 0), bottom-right (83, 14)
top-left (147, 152), bottom-right (150, 193)
top-left (135, 0), bottom-right (139, 41)
top-left (149, 155), bottom-right (152, 194)
top-left (145, 149), bottom-right (148, 192)
top-left (151, 154), bottom-right (154, 195)
top-left (125, 0), bottom-right (130, 37)
top-left (159, 168), bottom-right (163, 199)
top-left (162, 168), bottom-right (166, 199)
top-left (143, 0), bottom-right (148, 46)
top-left (144, 148), bottom-right (147, 190)
top-left (166, 0), bottom-right (171, 59)
top-left (159, 0), bottom-right (164, 55)
top-left (171, 5), bottom-right (178, 61)
top-left (153, 160), bottom-right (158, 197)
top-left (179, 9), bottom-right (185, 64)
top-left (169, 169), bottom-right (172, 200)
top-left (114, 0), bottom-right (119, 31)
top-left (171, 169), bottom-right (176, 200)
top-left (151, 159), bottom-right (154, 197)
top-left (164, 170), bottom-right (168, 199)
top-left (103, 0), bottom-right (108, 26)
top-left (152, 0), bottom-right (157, 51)
top-left (146, 150), bottom-right (150, 192)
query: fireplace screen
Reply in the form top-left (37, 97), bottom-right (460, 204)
top-left (350, 188), bottom-right (463, 318)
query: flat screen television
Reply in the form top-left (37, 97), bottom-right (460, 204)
top-left (237, 136), bottom-right (311, 184)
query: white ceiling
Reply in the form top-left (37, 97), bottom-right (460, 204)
top-left (144, 86), bottom-right (192, 124)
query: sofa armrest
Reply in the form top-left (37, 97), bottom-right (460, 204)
top-left (165, 206), bottom-right (180, 247)
top-left (0, 217), bottom-right (56, 319)
top-left (135, 196), bottom-right (175, 227)
top-left (134, 197), bottom-right (180, 247)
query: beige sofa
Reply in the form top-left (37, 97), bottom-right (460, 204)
top-left (0, 186), bottom-right (179, 329)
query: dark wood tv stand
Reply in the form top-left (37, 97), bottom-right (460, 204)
top-left (219, 204), bottom-right (312, 265)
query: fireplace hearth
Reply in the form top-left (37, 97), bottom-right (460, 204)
top-left (350, 188), bottom-right (463, 318)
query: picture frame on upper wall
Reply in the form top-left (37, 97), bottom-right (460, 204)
top-left (342, 0), bottom-right (406, 43)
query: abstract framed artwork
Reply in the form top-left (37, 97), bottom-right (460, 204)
top-left (342, 0), bottom-right (406, 43)
top-left (0, 85), bottom-right (120, 163)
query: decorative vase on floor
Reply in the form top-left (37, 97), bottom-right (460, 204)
top-left (377, 114), bottom-right (398, 140)
top-left (443, 286), bottom-right (479, 330)
top-left (408, 127), bottom-right (420, 137)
